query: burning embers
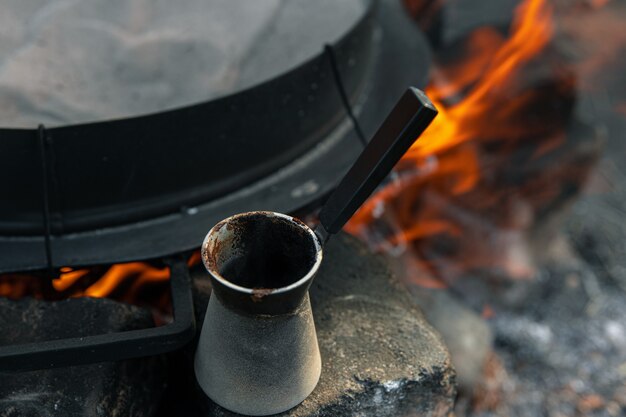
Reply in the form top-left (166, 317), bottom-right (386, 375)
top-left (346, 0), bottom-right (601, 286)
top-left (0, 248), bottom-right (202, 312)
top-left (0, 260), bottom-right (191, 318)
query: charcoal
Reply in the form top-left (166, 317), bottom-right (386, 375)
top-left (0, 297), bottom-right (167, 417)
top-left (191, 233), bottom-right (456, 417)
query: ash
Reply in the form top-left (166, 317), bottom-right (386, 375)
top-left (453, 35), bottom-right (626, 415)
top-left (454, 262), bottom-right (626, 417)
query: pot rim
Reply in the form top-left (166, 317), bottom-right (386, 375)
top-left (201, 211), bottom-right (323, 296)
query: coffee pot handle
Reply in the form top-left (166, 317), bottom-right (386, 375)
top-left (316, 87), bottom-right (438, 243)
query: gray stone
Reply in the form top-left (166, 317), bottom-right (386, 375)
top-left (197, 233), bottom-right (456, 417)
top-left (408, 287), bottom-right (493, 395)
top-left (0, 297), bottom-right (167, 417)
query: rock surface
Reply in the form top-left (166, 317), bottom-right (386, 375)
top-left (194, 233), bottom-right (456, 417)
top-left (408, 287), bottom-right (493, 395)
top-left (0, 297), bottom-right (167, 417)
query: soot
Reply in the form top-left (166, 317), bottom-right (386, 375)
top-left (219, 214), bottom-right (317, 289)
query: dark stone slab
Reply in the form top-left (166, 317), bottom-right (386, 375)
top-left (194, 233), bottom-right (456, 417)
top-left (0, 297), bottom-right (167, 417)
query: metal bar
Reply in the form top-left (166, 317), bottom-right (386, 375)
top-left (325, 44), bottom-right (368, 147)
top-left (37, 124), bottom-right (54, 274)
top-left (0, 256), bottom-right (195, 372)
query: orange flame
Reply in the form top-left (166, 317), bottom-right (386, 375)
top-left (52, 263), bottom-right (171, 299)
top-left (0, 244), bottom-right (200, 313)
top-left (0, 248), bottom-right (205, 304)
top-left (417, 0), bottom-right (553, 155)
top-left (84, 263), bottom-right (169, 298)
top-left (346, 0), bottom-right (575, 285)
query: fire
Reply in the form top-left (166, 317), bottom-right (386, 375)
top-left (0, 262), bottom-right (171, 313)
top-left (346, 0), bottom-right (585, 285)
top-left (0, 249), bottom-right (204, 309)
top-left (426, 0), bottom-right (555, 148)
top-left (1, 263), bottom-right (168, 297)
top-left (53, 263), bottom-right (170, 298)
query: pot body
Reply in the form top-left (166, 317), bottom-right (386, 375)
top-left (194, 211), bottom-right (323, 416)
top-left (195, 293), bottom-right (321, 416)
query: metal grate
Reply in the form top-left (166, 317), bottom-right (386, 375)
top-left (0, 256), bottom-right (195, 372)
